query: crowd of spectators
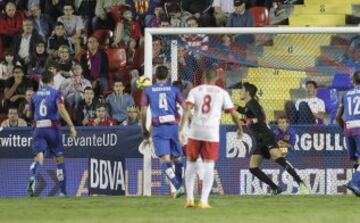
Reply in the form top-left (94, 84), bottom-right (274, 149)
top-left (0, 0), bottom-right (356, 128)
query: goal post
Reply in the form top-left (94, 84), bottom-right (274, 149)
top-left (143, 26), bottom-right (360, 196)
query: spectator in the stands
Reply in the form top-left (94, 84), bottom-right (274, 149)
top-left (27, 40), bottom-right (48, 76)
top-left (56, 45), bottom-right (73, 77)
top-left (75, 0), bottom-right (97, 33)
top-left (146, 3), bottom-right (164, 27)
top-left (122, 105), bottom-right (140, 126)
top-left (4, 65), bottom-right (37, 109)
top-left (159, 15), bottom-right (170, 27)
top-left (342, 35), bottom-right (360, 66)
top-left (80, 36), bottom-right (109, 96)
top-left (47, 60), bottom-right (65, 90)
top-left (112, 4), bottom-right (142, 47)
top-left (18, 87), bottom-right (33, 122)
top-left (11, 19), bottom-right (42, 66)
top-left (106, 80), bottom-right (135, 124)
top-left (181, 0), bottom-right (216, 27)
top-left (272, 116), bottom-right (296, 156)
top-left (1, 105), bottom-right (28, 127)
top-left (226, 0), bottom-right (255, 46)
top-left (87, 103), bottom-right (117, 126)
top-left (166, 3), bottom-right (192, 28)
top-left (152, 36), bottom-right (169, 66)
top-left (212, 0), bottom-right (234, 26)
top-left (0, 49), bottom-right (21, 80)
top-left (76, 86), bottom-right (97, 126)
top-left (92, 0), bottom-right (125, 31)
top-left (269, 0), bottom-right (294, 25)
top-left (126, 38), bottom-right (138, 66)
top-left (58, 3), bottom-right (84, 37)
top-left (59, 63), bottom-right (91, 109)
top-left (181, 17), bottom-right (209, 53)
top-left (177, 46), bottom-right (198, 82)
top-left (0, 2), bottom-right (25, 47)
top-left (43, 0), bottom-right (65, 22)
top-left (29, 4), bottom-right (53, 38)
top-left (285, 80), bottom-right (326, 124)
top-left (47, 22), bottom-right (74, 56)
top-left (57, 3), bottom-right (84, 53)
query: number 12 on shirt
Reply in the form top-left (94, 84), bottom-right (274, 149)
top-left (347, 96), bottom-right (360, 116)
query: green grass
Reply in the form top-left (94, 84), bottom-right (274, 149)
top-left (0, 196), bottom-right (359, 223)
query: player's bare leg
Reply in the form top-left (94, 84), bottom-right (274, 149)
top-left (184, 157), bottom-right (197, 208)
top-left (198, 159), bottom-right (214, 208)
top-left (160, 155), bottom-right (184, 198)
top-left (249, 155), bottom-right (282, 195)
top-left (269, 149), bottom-right (309, 195)
top-left (28, 152), bottom-right (44, 197)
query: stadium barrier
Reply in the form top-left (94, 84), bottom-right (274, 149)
top-left (0, 125), bottom-right (353, 197)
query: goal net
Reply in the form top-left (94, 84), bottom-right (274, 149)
top-left (143, 27), bottom-right (360, 196)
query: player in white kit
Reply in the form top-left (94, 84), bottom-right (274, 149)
top-left (179, 69), bottom-right (243, 208)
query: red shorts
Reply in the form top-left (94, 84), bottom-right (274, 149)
top-left (186, 138), bottom-right (219, 160)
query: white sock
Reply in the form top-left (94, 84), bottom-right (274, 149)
top-left (169, 165), bottom-right (176, 193)
top-left (200, 161), bottom-right (215, 204)
top-left (196, 157), bottom-right (204, 181)
top-left (185, 160), bottom-right (197, 201)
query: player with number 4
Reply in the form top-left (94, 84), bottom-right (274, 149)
top-left (179, 68), bottom-right (243, 208)
top-left (26, 71), bottom-right (77, 197)
top-left (140, 66), bottom-right (186, 198)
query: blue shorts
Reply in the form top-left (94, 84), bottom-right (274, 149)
top-left (152, 124), bottom-right (182, 158)
top-left (345, 135), bottom-right (360, 161)
top-left (32, 127), bottom-right (64, 157)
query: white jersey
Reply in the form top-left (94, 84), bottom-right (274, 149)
top-left (186, 84), bottom-right (234, 142)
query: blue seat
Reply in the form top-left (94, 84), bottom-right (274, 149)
top-left (317, 87), bottom-right (339, 124)
top-left (331, 73), bottom-right (353, 91)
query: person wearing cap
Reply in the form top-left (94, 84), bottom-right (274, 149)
top-left (226, 0), bottom-right (254, 27)
top-left (226, 0), bottom-right (254, 47)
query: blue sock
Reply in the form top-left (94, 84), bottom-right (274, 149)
top-left (30, 161), bottom-right (40, 178)
top-left (174, 159), bottom-right (183, 185)
top-left (56, 163), bottom-right (67, 194)
top-left (161, 161), bottom-right (181, 190)
top-left (351, 170), bottom-right (360, 185)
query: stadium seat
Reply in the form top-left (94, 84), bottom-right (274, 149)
top-left (106, 48), bottom-right (127, 71)
top-left (289, 15), bottom-right (346, 26)
top-left (331, 73), bottom-right (353, 91)
top-left (92, 29), bottom-right (111, 46)
top-left (316, 87), bottom-right (339, 124)
top-left (249, 7), bottom-right (269, 27)
top-left (293, 4), bottom-right (352, 15)
top-left (316, 88), bottom-right (339, 113)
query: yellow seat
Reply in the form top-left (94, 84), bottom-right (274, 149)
top-left (289, 15), bottom-right (346, 26)
top-left (263, 45), bottom-right (321, 57)
top-left (273, 34), bottom-right (332, 46)
top-left (258, 55), bottom-right (316, 69)
top-left (293, 4), bottom-right (352, 15)
top-left (304, 0), bottom-right (360, 6)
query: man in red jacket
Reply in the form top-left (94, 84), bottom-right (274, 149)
top-left (0, 2), bottom-right (25, 47)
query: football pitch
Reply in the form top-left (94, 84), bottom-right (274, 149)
top-left (0, 196), bottom-right (358, 223)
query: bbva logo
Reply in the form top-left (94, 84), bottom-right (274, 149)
top-left (226, 132), bottom-right (253, 158)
